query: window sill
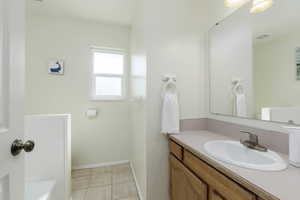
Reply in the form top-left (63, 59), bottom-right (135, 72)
top-left (90, 96), bottom-right (127, 102)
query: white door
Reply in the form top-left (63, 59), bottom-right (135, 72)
top-left (0, 0), bottom-right (26, 199)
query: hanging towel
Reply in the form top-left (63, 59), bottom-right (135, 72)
top-left (161, 79), bottom-right (180, 134)
top-left (232, 82), bottom-right (247, 117)
top-left (235, 93), bottom-right (247, 117)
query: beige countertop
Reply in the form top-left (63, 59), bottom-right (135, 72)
top-left (170, 131), bottom-right (300, 200)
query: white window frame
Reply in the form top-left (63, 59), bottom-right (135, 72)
top-left (90, 47), bottom-right (127, 101)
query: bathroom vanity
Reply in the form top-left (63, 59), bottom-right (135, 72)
top-left (169, 131), bottom-right (300, 200)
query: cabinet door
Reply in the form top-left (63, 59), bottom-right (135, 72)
top-left (170, 155), bottom-right (207, 200)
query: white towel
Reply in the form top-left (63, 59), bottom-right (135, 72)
top-left (234, 93), bottom-right (247, 117)
top-left (161, 81), bottom-right (180, 134)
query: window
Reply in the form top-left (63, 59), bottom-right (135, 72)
top-left (91, 48), bottom-right (126, 100)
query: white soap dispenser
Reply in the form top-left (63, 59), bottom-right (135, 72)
top-left (282, 126), bottom-right (300, 167)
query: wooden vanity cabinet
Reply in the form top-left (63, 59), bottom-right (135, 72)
top-left (170, 140), bottom-right (183, 160)
top-left (169, 139), bottom-right (258, 200)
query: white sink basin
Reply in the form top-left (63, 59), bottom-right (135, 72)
top-left (204, 140), bottom-right (287, 171)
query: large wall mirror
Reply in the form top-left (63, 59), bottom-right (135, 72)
top-left (209, 1), bottom-right (300, 124)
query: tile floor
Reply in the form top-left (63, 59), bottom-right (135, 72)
top-left (72, 163), bottom-right (139, 200)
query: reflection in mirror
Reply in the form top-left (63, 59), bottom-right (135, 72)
top-left (209, 1), bottom-right (300, 124)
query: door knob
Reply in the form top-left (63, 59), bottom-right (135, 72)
top-left (11, 139), bottom-right (35, 156)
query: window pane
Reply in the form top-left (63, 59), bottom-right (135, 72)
top-left (95, 77), bottom-right (122, 96)
top-left (93, 52), bottom-right (124, 74)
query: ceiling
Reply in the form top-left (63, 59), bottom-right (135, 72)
top-left (29, 0), bottom-right (136, 26)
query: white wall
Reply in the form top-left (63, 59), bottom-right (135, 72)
top-left (26, 14), bottom-right (132, 167)
top-left (129, 1), bottom-right (147, 199)
top-left (130, 0), bottom-right (209, 199)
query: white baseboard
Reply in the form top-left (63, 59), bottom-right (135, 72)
top-left (130, 162), bottom-right (143, 200)
top-left (72, 160), bottom-right (130, 170)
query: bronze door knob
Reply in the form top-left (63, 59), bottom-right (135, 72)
top-left (11, 139), bottom-right (35, 156)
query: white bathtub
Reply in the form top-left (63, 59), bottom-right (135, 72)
top-left (25, 180), bottom-right (56, 200)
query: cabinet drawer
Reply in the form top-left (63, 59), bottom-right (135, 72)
top-left (184, 150), bottom-right (256, 200)
top-left (169, 140), bottom-right (183, 160)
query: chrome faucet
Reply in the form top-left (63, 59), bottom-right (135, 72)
top-left (240, 131), bottom-right (268, 152)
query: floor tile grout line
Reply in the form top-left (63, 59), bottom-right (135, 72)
top-left (72, 164), bottom-right (139, 200)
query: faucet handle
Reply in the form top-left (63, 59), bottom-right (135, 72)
top-left (240, 131), bottom-right (258, 144)
top-left (240, 131), bottom-right (268, 152)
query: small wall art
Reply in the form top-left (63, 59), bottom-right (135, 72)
top-left (296, 48), bottom-right (300, 80)
top-left (49, 60), bottom-right (64, 75)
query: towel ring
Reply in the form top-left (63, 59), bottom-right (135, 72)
top-left (162, 77), bottom-right (176, 82)
top-left (161, 77), bottom-right (177, 99)
top-left (162, 74), bottom-right (177, 82)
top-left (232, 82), bottom-right (244, 95)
